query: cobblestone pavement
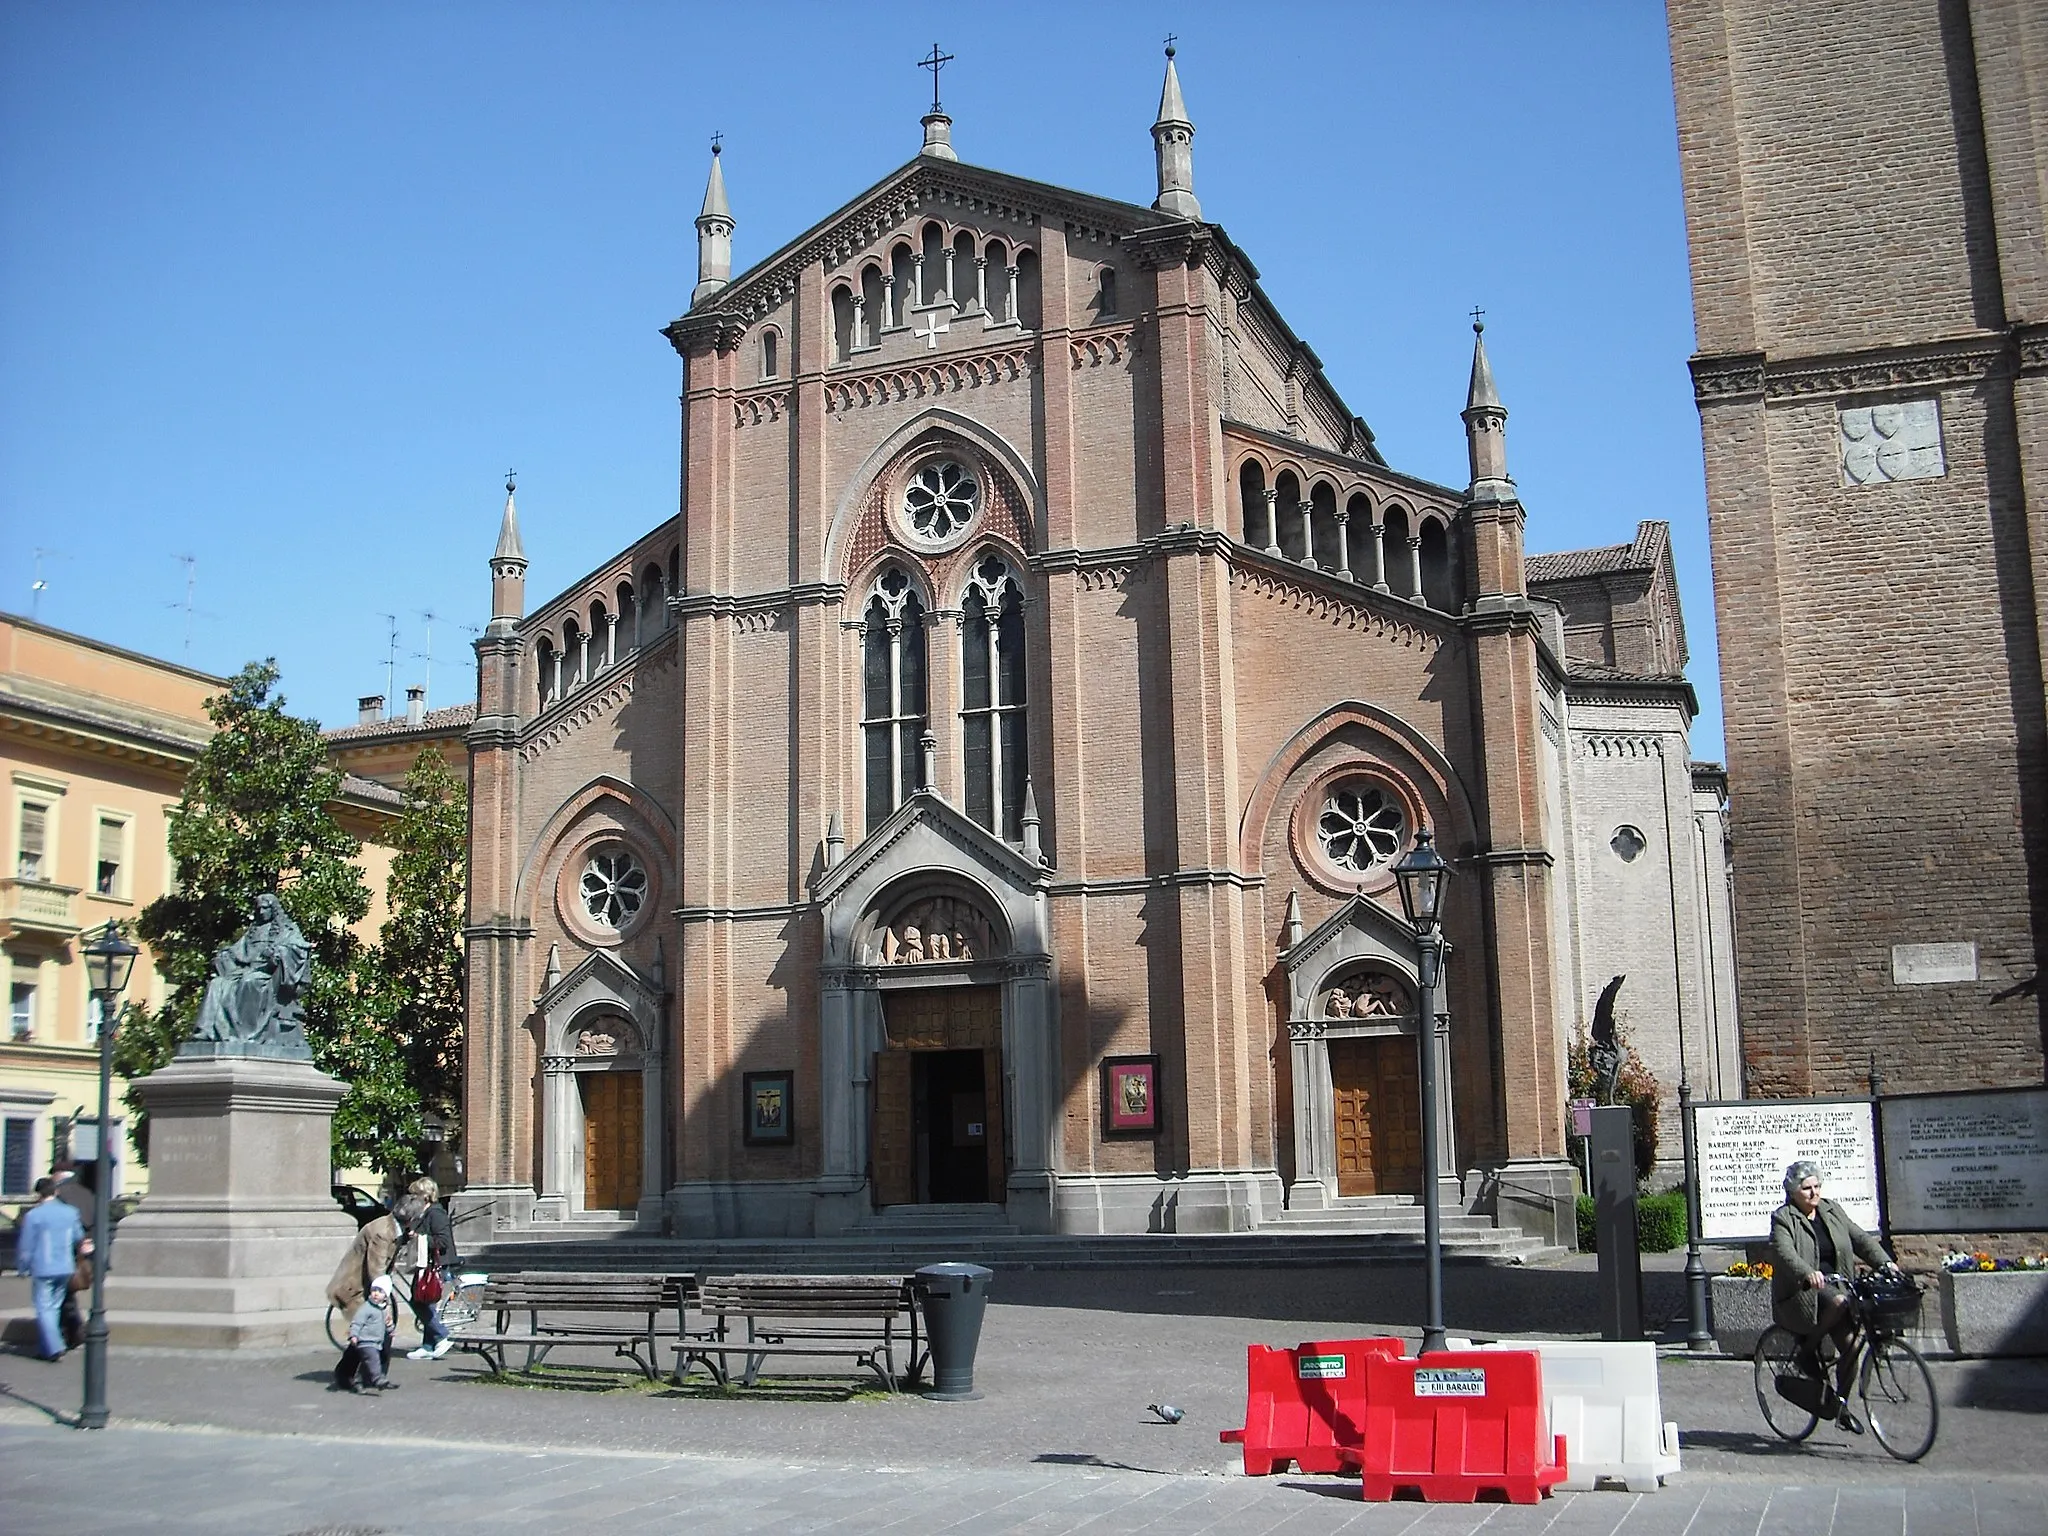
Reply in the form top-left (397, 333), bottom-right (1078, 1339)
top-left (3, 1259), bottom-right (2045, 1532)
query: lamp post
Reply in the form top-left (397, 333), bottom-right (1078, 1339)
top-left (1391, 826), bottom-right (1452, 1357)
top-left (79, 918), bottom-right (138, 1431)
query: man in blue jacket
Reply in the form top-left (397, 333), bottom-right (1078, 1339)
top-left (15, 1177), bottom-right (85, 1361)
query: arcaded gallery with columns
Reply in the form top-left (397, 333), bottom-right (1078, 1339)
top-left (455, 55), bottom-right (1736, 1247)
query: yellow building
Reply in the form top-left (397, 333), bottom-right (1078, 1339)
top-left (0, 614), bottom-right (399, 1210)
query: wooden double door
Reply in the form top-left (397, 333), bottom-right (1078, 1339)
top-left (872, 986), bottom-right (1006, 1207)
top-left (1329, 1034), bottom-right (1422, 1197)
top-left (581, 1070), bottom-right (643, 1211)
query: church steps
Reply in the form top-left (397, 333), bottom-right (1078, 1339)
top-left (466, 1228), bottom-right (1559, 1275)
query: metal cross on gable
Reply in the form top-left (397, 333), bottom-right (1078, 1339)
top-left (918, 43), bottom-right (954, 114)
top-left (915, 308), bottom-right (950, 350)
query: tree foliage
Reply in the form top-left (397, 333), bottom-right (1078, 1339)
top-left (374, 748), bottom-right (467, 1122)
top-left (118, 661), bottom-right (409, 1168)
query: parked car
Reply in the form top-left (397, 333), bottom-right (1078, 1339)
top-left (331, 1184), bottom-right (389, 1228)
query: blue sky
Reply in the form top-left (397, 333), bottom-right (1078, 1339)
top-left (0, 2), bottom-right (1719, 754)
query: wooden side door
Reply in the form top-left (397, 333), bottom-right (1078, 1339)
top-left (871, 1049), bottom-right (915, 1207)
top-left (582, 1071), bottom-right (644, 1210)
top-left (1330, 1039), bottom-right (1377, 1196)
top-left (1368, 1037), bottom-right (1423, 1197)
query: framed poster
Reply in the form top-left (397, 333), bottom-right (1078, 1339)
top-left (1881, 1086), bottom-right (2048, 1234)
top-left (1690, 1097), bottom-right (1879, 1241)
top-left (743, 1070), bottom-right (794, 1146)
top-left (1102, 1055), bottom-right (1162, 1139)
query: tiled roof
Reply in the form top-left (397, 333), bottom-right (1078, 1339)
top-left (338, 772), bottom-right (403, 808)
top-left (323, 702), bottom-right (477, 742)
top-left (1526, 522), bottom-right (1669, 585)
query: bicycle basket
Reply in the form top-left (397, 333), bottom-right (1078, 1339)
top-left (1861, 1276), bottom-right (1924, 1330)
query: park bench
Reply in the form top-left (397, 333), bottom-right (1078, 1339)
top-left (451, 1271), bottom-right (695, 1379)
top-left (676, 1273), bottom-right (923, 1391)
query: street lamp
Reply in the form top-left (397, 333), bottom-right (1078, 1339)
top-left (1391, 825), bottom-right (1452, 1356)
top-left (79, 918), bottom-right (138, 1431)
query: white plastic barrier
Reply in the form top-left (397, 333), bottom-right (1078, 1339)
top-left (1446, 1338), bottom-right (1680, 1492)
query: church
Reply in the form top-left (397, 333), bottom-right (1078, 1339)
top-left (455, 51), bottom-right (1738, 1248)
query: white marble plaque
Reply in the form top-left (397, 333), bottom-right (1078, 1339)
top-left (1881, 1089), bottom-right (2048, 1233)
top-left (1892, 941), bottom-right (1977, 984)
top-left (1693, 1100), bottom-right (1880, 1241)
top-left (1840, 399), bottom-right (1945, 485)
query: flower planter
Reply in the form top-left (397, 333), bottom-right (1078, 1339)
top-left (1708, 1276), bottom-right (1772, 1357)
top-left (1940, 1270), bottom-right (2048, 1358)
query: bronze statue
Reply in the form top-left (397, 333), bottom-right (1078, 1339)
top-left (187, 894), bottom-right (313, 1058)
top-left (1588, 973), bottom-right (1626, 1104)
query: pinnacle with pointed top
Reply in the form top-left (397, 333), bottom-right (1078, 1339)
top-left (1283, 889), bottom-right (1304, 951)
top-left (1462, 314), bottom-right (1514, 503)
top-left (693, 138), bottom-right (735, 306)
top-left (489, 476), bottom-right (527, 627)
top-left (1151, 41), bottom-right (1200, 221)
top-left (1020, 777), bottom-right (1043, 862)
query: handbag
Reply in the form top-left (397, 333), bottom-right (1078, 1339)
top-left (68, 1251), bottom-right (94, 1295)
top-left (413, 1264), bottom-right (444, 1304)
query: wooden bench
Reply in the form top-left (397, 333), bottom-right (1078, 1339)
top-left (452, 1271), bottom-right (695, 1379)
top-left (676, 1273), bottom-right (922, 1391)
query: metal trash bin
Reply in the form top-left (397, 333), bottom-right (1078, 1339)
top-left (914, 1262), bottom-right (993, 1400)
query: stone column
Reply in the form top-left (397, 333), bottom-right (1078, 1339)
top-left (851, 295), bottom-right (868, 350)
top-left (973, 256), bottom-right (988, 314)
top-left (1287, 1020), bottom-right (1336, 1210)
top-left (102, 1053), bottom-right (355, 1348)
top-left (942, 246), bottom-right (956, 305)
top-left (1298, 501), bottom-right (1318, 569)
top-left (1334, 510), bottom-right (1353, 578)
top-left (879, 273), bottom-right (896, 331)
top-left (1369, 519), bottom-right (1387, 590)
top-left (538, 1053), bottom-right (575, 1219)
top-left (912, 254), bottom-right (926, 307)
top-left (1005, 265), bottom-right (1020, 325)
top-left (1406, 535), bottom-right (1423, 599)
top-left (1262, 489), bottom-right (1282, 557)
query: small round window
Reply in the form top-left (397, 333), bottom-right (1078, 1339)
top-left (1610, 825), bottom-right (1647, 862)
top-left (902, 460), bottom-right (980, 544)
top-left (1317, 782), bottom-right (1407, 876)
top-left (581, 848), bottom-right (647, 929)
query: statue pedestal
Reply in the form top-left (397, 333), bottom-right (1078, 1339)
top-left (104, 1053), bottom-right (356, 1348)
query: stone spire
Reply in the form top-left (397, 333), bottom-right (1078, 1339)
top-left (1020, 777), bottom-right (1042, 862)
top-left (1151, 41), bottom-right (1200, 221)
top-left (489, 472), bottom-right (526, 628)
top-left (692, 139), bottom-right (734, 306)
top-left (1462, 316), bottom-right (1514, 504)
top-left (1283, 889), bottom-right (1305, 951)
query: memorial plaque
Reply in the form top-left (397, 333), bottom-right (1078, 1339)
top-left (1692, 1099), bottom-right (1879, 1241)
top-left (1891, 941), bottom-right (1977, 984)
top-left (1881, 1088), bottom-right (2048, 1234)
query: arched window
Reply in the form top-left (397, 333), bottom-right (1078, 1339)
top-left (1096, 267), bottom-right (1117, 320)
top-left (760, 329), bottom-right (779, 380)
top-left (920, 222), bottom-right (947, 304)
top-left (889, 244), bottom-right (916, 329)
top-left (1419, 519), bottom-right (1456, 611)
top-left (960, 555), bottom-right (1028, 839)
top-left (1274, 470), bottom-right (1306, 562)
top-left (562, 617), bottom-right (584, 689)
top-left (536, 636), bottom-right (558, 706)
top-left (590, 599), bottom-right (611, 672)
top-left (1345, 493), bottom-right (1375, 583)
top-left (1238, 460), bottom-right (1272, 552)
top-left (617, 581), bottom-right (637, 650)
top-left (983, 238), bottom-right (1010, 323)
top-left (1015, 248), bottom-right (1041, 330)
top-left (642, 562), bottom-right (666, 636)
top-left (1381, 504), bottom-right (1415, 597)
top-left (861, 265), bottom-right (886, 340)
top-left (861, 567), bottom-right (928, 830)
top-left (831, 286), bottom-right (855, 363)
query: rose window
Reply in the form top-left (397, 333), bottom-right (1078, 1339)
top-left (1317, 784), bottom-right (1406, 875)
top-left (902, 461), bottom-right (980, 543)
top-left (580, 849), bottom-right (647, 929)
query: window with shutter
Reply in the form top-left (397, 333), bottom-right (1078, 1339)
top-left (17, 803), bottom-right (46, 880)
top-left (96, 818), bottom-right (124, 896)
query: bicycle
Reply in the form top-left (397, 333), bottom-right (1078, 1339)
top-left (1753, 1269), bottom-right (1940, 1462)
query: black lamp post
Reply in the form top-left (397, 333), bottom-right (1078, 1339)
top-left (79, 918), bottom-right (138, 1431)
top-left (1391, 826), bottom-right (1452, 1356)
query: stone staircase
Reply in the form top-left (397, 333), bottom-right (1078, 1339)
top-left (466, 1196), bottom-right (1560, 1276)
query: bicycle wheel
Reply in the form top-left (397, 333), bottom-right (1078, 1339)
top-left (1861, 1337), bottom-right (1938, 1462)
top-left (1754, 1325), bottom-right (1821, 1442)
top-left (438, 1274), bottom-right (489, 1333)
top-left (325, 1303), bottom-right (345, 1351)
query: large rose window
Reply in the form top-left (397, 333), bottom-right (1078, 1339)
top-left (1316, 783), bottom-right (1406, 876)
top-left (902, 460), bottom-right (980, 544)
top-left (580, 848), bottom-right (647, 929)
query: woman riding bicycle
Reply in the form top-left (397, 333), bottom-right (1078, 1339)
top-left (1769, 1160), bottom-right (1898, 1428)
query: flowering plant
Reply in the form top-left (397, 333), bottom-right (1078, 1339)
top-left (1725, 1260), bottom-right (1772, 1278)
top-left (1941, 1250), bottom-right (2048, 1272)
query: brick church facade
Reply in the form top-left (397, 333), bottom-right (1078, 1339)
top-left (1669, 0), bottom-right (2047, 1096)
top-left (457, 55), bottom-right (1736, 1245)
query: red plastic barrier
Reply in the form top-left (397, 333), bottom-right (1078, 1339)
top-left (1219, 1338), bottom-right (1404, 1475)
top-left (1357, 1350), bottom-right (1567, 1504)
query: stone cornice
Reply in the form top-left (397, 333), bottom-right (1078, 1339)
top-left (668, 582), bottom-right (849, 623)
top-left (1692, 331), bottom-right (2029, 406)
top-left (823, 341), bottom-right (1035, 415)
top-left (1471, 847), bottom-right (1556, 869)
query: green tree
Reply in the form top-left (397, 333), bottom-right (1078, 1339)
top-left (117, 661), bottom-right (416, 1170)
top-left (374, 748), bottom-right (467, 1126)
top-left (1565, 1025), bottom-right (1664, 1185)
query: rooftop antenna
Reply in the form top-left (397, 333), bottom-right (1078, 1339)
top-left (169, 554), bottom-right (213, 656)
top-left (379, 613), bottom-right (400, 715)
top-left (412, 609), bottom-right (439, 710)
top-left (917, 42), bottom-right (954, 114)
